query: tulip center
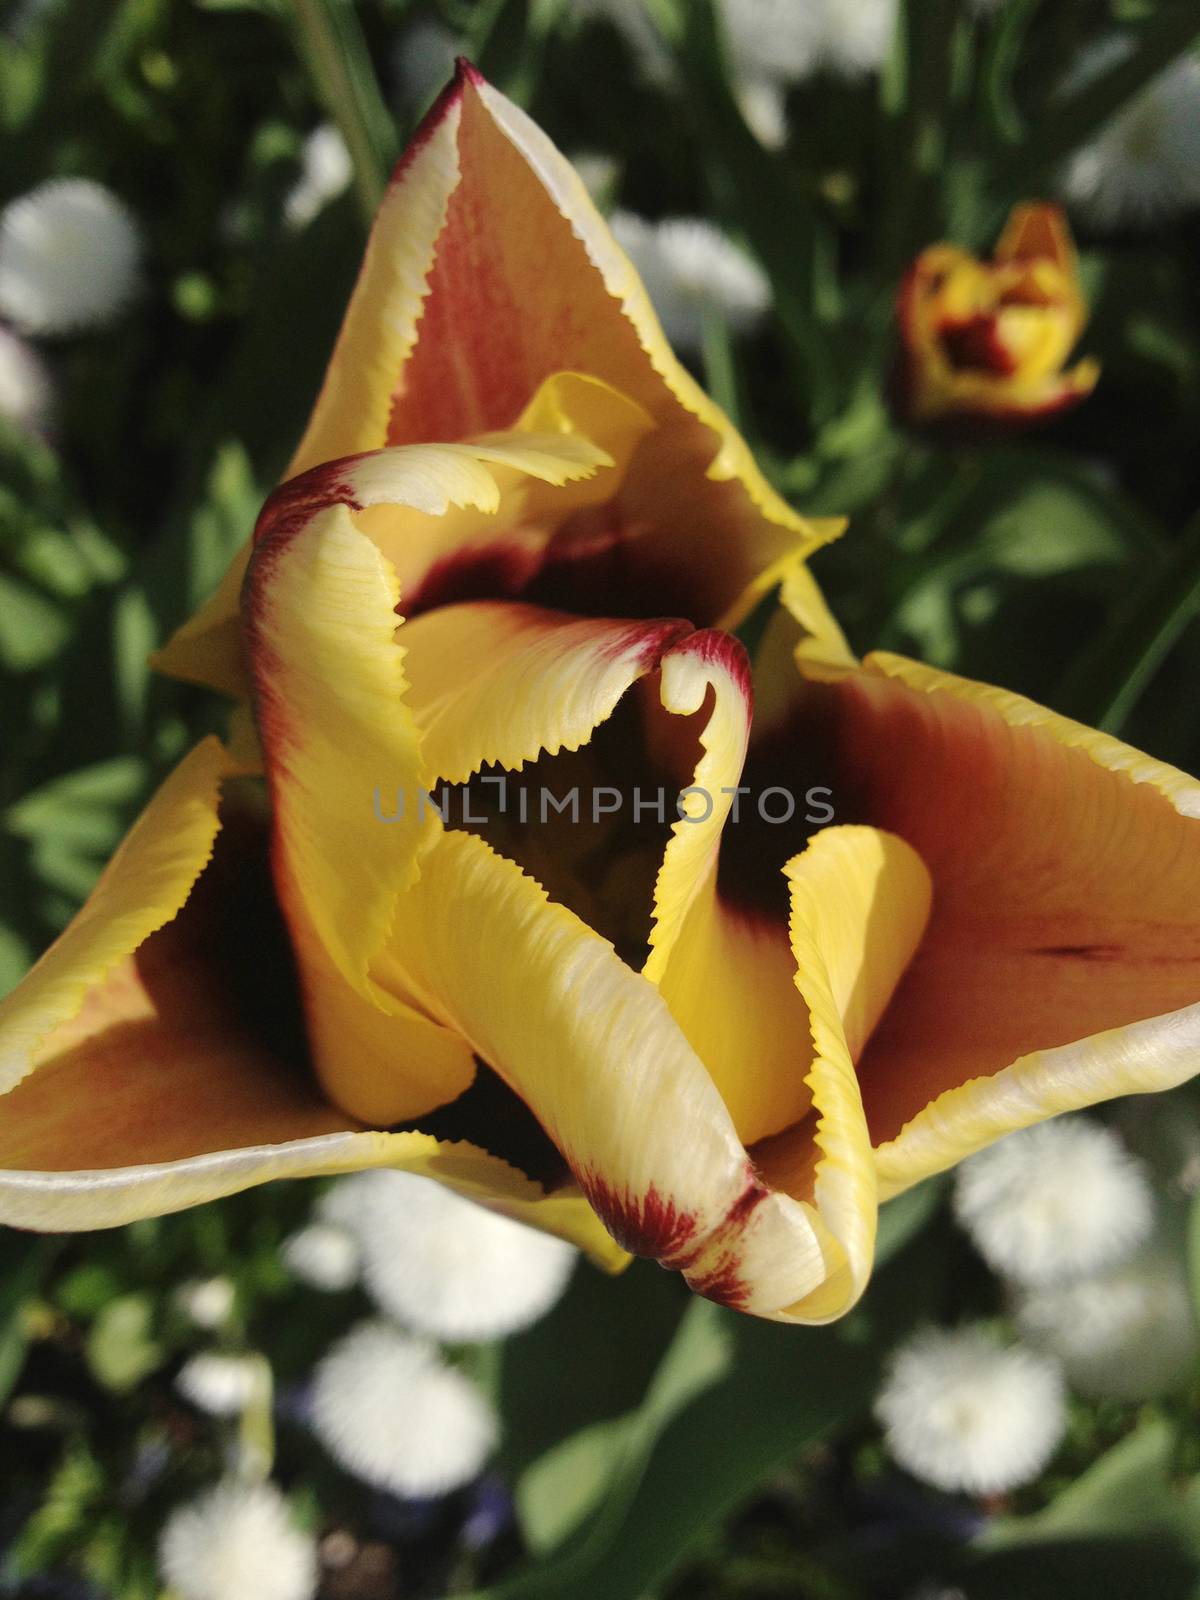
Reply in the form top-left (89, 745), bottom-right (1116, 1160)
top-left (436, 678), bottom-right (708, 971)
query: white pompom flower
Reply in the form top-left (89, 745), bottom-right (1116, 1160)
top-left (335, 1170), bottom-right (575, 1341)
top-left (0, 327), bottom-right (53, 434)
top-left (173, 1276), bottom-right (236, 1330)
top-left (953, 1117), bottom-right (1154, 1288)
top-left (284, 125), bottom-right (353, 230)
top-left (311, 1321), bottom-right (497, 1498)
top-left (282, 1221), bottom-right (361, 1292)
top-left (719, 0), bottom-right (896, 85)
top-left (718, 0), bottom-right (823, 85)
top-left (1061, 41), bottom-right (1200, 229)
top-left (875, 1326), bottom-right (1066, 1496)
top-left (1015, 1246), bottom-right (1199, 1401)
top-left (611, 210), bottom-right (770, 353)
top-left (0, 178), bottom-right (142, 336)
top-left (175, 1353), bottom-right (265, 1418)
top-left (816, 0), bottom-right (898, 76)
top-left (158, 1479), bottom-right (318, 1600)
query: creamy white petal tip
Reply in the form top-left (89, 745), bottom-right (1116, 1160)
top-left (875, 1325), bottom-right (1066, 1494)
top-left (953, 1117), bottom-right (1154, 1288)
top-left (158, 1479), bottom-right (318, 1600)
top-left (311, 1321), bottom-right (497, 1497)
top-left (0, 178), bottom-right (142, 335)
top-left (1015, 1245), bottom-right (1199, 1401)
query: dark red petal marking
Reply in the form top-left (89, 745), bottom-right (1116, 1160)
top-left (252, 455), bottom-right (365, 549)
top-left (938, 312), bottom-right (1018, 377)
top-left (664, 626), bottom-right (754, 707)
top-left (579, 1175), bottom-right (699, 1262)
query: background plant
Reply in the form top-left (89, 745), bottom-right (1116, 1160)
top-left (2, 1), bottom-right (1200, 1596)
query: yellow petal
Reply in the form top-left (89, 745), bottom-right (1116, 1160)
top-left (157, 63), bottom-right (843, 694)
top-left (377, 825), bottom-right (849, 1319)
top-left (796, 653), bottom-right (1200, 1194)
top-left (243, 430), bottom-right (619, 992)
top-left (0, 738), bottom-right (226, 1095)
top-left (766, 825), bottom-right (931, 1319)
top-left (400, 601), bottom-right (692, 787)
top-left (0, 789), bottom-right (619, 1265)
top-left (995, 202), bottom-right (1078, 275)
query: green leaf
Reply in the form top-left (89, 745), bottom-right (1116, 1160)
top-left (85, 1293), bottom-right (164, 1394)
top-left (985, 1415), bottom-right (1200, 1557)
top-left (479, 1225), bottom-right (943, 1600)
top-left (1057, 510), bottom-right (1200, 734)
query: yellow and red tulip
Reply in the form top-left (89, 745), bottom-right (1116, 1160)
top-left (895, 202), bottom-right (1100, 429)
top-left (2, 67), bottom-right (1198, 1324)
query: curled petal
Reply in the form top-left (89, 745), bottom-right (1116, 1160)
top-left (800, 653), bottom-right (1200, 1193)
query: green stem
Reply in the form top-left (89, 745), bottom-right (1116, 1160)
top-left (700, 307), bottom-right (741, 430)
top-left (1058, 511), bottom-right (1200, 734)
top-left (877, 0), bottom-right (963, 276)
top-left (288, 0), bottom-right (395, 226)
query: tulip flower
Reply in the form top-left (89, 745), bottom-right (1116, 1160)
top-left (2, 66), bottom-right (1198, 1326)
top-left (894, 202), bottom-right (1100, 429)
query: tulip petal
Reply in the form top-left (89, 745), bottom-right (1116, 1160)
top-left (641, 630), bottom-right (813, 1143)
top-left (0, 738), bottom-right (226, 1095)
top-left (0, 1035), bottom-right (622, 1261)
top-left (0, 786), bottom-right (620, 1263)
top-left (378, 824), bottom-right (899, 1320)
top-left (767, 825), bottom-right (931, 1317)
top-left (995, 202), bottom-right (1077, 273)
top-left (399, 601), bottom-right (692, 787)
top-left (243, 427), bottom-right (623, 991)
top-left (157, 64), bottom-right (846, 694)
top-left (799, 653), bottom-right (1200, 1194)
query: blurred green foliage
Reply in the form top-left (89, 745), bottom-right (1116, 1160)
top-left (3, 0), bottom-right (1200, 1596)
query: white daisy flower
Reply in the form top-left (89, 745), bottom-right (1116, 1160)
top-left (1015, 1246), bottom-right (1199, 1401)
top-left (284, 125), bottom-right (353, 231)
top-left (175, 1353), bottom-right (265, 1418)
top-left (158, 1479), bottom-right (318, 1600)
top-left (331, 1170), bottom-right (575, 1342)
top-left (311, 1321), bottom-right (497, 1498)
top-left (611, 210), bottom-right (770, 352)
top-left (1061, 40), bottom-right (1200, 228)
top-left (953, 1118), bottom-right (1155, 1288)
top-left (282, 1221), bottom-right (361, 1292)
top-left (816, 0), bottom-right (898, 76)
top-left (0, 178), bottom-right (142, 335)
top-left (173, 1276), bottom-right (236, 1330)
top-left (718, 0), bottom-right (824, 84)
top-left (875, 1325), bottom-right (1066, 1495)
top-left (0, 327), bottom-right (53, 434)
top-left (719, 0), bottom-right (896, 85)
